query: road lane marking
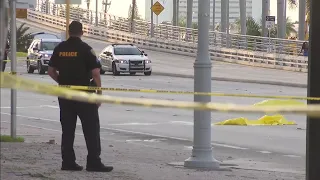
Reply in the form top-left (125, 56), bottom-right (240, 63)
top-left (258, 151), bottom-right (272, 154)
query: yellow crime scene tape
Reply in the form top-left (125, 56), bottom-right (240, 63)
top-left (59, 85), bottom-right (320, 101)
top-left (2, 72), bottom-right (320, 117)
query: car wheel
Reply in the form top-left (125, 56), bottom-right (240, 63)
top-left (112, 63), bottom-right (120, 76)
top-left (130, 72), bottom-right (136, 75)
top-left (100, 68), bottom-right (106, 74)
top-left (144, 71), bottom-right (152, 76)
top-left (37, 61), bottom-right (45, 74)
top-left (27, 60), bottom-right (34, 73)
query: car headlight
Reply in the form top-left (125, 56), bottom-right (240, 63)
top-left (115, 60), bottom-right (128, 64)
top-left (44, 54), bottom-right (49, 58)
top-left (145, 60), bottom-right (151, 64)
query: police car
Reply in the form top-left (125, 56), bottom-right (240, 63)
top-left (98, 44), bottom-right (152, 76)
top-left (26, 38), bottom-right (61, 74)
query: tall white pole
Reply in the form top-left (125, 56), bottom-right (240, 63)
top-left (187, 0), bottom-right (193, 28)
top-left (262, 0), bottom-right (270, 37)
top-left (95, 0), bottom-right (98, 26)
top-left (151, 0), bottom-right (154, 37)
top-left (298, 0), bottom-right (305, 40)
top-left (10, 0), bottom-right (17, 139)
top-left (184, 0), bottom-right (220, 169)
top-left (240, 0), bottom-right (246, 35)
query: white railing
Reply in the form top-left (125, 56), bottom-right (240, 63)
top-left (36, 2), bottom-right (308, 56)
top-left (27, 7), bottom-right (308, 72)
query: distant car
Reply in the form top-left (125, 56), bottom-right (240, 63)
top-left (25, 32), bottom-right (60, 50)
top-left (98, 44), bottom-right (152, 76)
top-left (26, 38), bottom-right (62, 74)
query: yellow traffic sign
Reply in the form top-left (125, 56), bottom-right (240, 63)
top-left (151, 1), bottom-right (164, 16)
top-left (7, 8), bottom-right (28, 18)
top-left (16, 8), bottom-right (27, 18)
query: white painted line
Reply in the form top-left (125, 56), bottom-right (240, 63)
top-left (109, 122), bottom-right (161, 126)
top-left (212, 143), bottom-right (248, 150)
top-left (283, 155), bottom-right (302, 158)
top-left (258, 151), bottom-right (272, 154)
top-left (170, 121), bottom-right (193, 126)
top-left (40, 105), bottom-right (59, 109)
top-left (1, 105), bottom-right (46, 109)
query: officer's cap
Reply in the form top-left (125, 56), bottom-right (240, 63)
top-left (69, 21), bottom-right (83, 35)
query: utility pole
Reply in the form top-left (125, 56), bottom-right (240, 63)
top-left (151, 0), bottom-right (154, 37)
top-left (102, 0), bottom-right (111, 25)
top-left (298, 0), bottom-right (306, 40)
top-left (220, 0), bottom-right (227, 32)
top-left (212, 0), bottom-right (215, 31)
top-left (306, 1), bottom-right (320, 179)
top-left (239, 0), bottom-right (246, 35)
top-left (173, 0), bottom-right (177, 26)
top-left (131, 0), bottom-right (136, 32)
top-left (262, 0), bottom-right (270, 37)
top-left (66, 0), bottom-right (70, 39)
top-left (9, 0), bottom-right (17, 139)
top-left (95, 0), bottom-right (98, 26)
top-left (186, 0), bottom-right (193, 28)
top-left (277, 0), bottom-right (286, 38)
top-left (184, 0), bottom-right (220, 169)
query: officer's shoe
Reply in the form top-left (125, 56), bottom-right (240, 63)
top-left (61, 162), bottom-right (83, 171)
top-left (86, 162), bottom-right (113, 172)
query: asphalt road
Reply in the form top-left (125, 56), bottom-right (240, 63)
top-left (1, 61), bottom-right (307, 158)
top-left (17, 19), bottom-right (308, 86)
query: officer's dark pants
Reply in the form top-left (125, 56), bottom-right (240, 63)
top-left (1, 61), bottom-right (6, 72)
top-left (58, 98), bottom-right (101, 164)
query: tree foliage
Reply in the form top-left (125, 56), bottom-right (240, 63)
top-left (128, 3), bottom-right (142, 20)
top-left (233, 17), bottom-right (297, 38)
top-left (178, 17), bottom-right (198, 29)
top-left (7, 23), bottom-right (33, 52)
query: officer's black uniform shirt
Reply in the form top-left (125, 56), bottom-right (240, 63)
top-left (49, 37), bottom-right (101, 86)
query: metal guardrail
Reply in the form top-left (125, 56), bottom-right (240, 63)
top-left (28, 5), bottom-right (308, 72)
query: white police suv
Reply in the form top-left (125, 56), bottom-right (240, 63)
top-left (98, 44), bottom-right (152, 76)
top-left (26, 38), bottom-right (61, 74)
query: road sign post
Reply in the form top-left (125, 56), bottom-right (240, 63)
top-left (306, 1), bottom-right (320, 179)
top-left (266, 16), bottom-right (275, 53)
top-left (184, 0), bottom-right (220, 169)
top-left (150, 1), bottom-right (164, 38)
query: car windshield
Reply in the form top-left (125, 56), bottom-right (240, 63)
top-left (114, 47), bottom-right (142, 55)
top-left (40, 42), bottom-right (60, 51)
top-left (34, 34), bottom-right (58, 39)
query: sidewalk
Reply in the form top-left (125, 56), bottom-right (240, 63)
top-left (0, 120), bottom-right (305, 180)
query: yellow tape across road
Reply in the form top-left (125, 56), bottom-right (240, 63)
top-left (59, 85), bottom-right (319, 101)
top-left (2, 72), bottom-right (320, 117)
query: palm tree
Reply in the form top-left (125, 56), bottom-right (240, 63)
top-left (288, 0), bottom-right (310, 39)
top-left (7, 23), bottom-right (33, 52)
top-left (286, 17), bottom-right (297, 37)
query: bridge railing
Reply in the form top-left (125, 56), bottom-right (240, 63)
top-left (35, 2), bottom-right (307, 57)
top-left (29, 4), bottom-right (308, 72)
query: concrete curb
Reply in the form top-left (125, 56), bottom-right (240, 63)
top-left (18, 19), bottom-right (308, 88)
top-left (153, 72), bottom-right (307, 88)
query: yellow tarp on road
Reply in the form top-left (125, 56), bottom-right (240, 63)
top-left (215, 114), bottom-right (296, 126)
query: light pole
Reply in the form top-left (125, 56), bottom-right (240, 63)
top-left (184, 0), bottom-right (220, 169)
top-left (10, 0), bottom-right (17, 139)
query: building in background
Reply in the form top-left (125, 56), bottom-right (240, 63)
top-left (145, 0), bottom-right (173, 23)
top-left (252, 0), bottom-right (262, 22)
top-left (179, 0), bottom-right (253, 26)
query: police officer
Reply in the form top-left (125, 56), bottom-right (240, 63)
top-left (48, 21), bottom-right (113, 172)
